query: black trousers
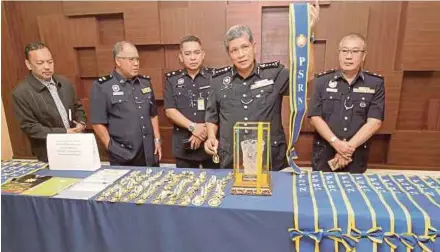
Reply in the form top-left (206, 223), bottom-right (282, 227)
top-left (175, 157), bottom-right (219, 169)
top-left (110, 145), bottom-right (159, 167)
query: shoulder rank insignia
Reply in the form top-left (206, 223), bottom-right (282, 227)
top-left (316, 69), bottom-right (336, 78)
top-left (259, 61), bottom-right (280, 69)
top-left (212, 66), bottom-right (232, 77)
top-left (165, 69), bottom-right (183, 78)
top-left (98, 75), bottom-right (112, 84)
top-left (363, 70), bottom-right (384, 79)
top-left (139, 75), bottom-right (151, 80)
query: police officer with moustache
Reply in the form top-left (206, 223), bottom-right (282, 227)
top-left (164, 35), bottom-right (218, 168)
top-left (308, 33), bottom-right (385, 173)
top-left (90, 41), bottom-right (162, 166)
top-left (204, 3), bottom-right (319, 171)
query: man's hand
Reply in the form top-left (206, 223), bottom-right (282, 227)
top-left (189, 135), bottom-right (202, 150)
top-left (310, 0), bottom-right (320, 28)
top-left (192, 123), bottom-right (207, 141)
top-left (154, 141), bottom-right (162, 161)
top-left (328, 153), bottom-right (352, 171)
top-left (67, 120), bottom-right (85, 133)
top-left (331, 139), bottom-right (355, 159)
top-left (204, 137), bottom-right (218, 156)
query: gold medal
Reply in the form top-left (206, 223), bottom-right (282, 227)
top-left (212, 154), bottom-right (220, 164)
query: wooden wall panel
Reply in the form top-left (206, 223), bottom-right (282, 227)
top-left (397, 72), bottom-right (440, 130)
top-left (388, 131), bottom-right (440, 168)
top-left (2, 1), bottom-right (440, 170)
top-left (401, 2), bottom-right (440, 71)
top-left (124, 2), bottom-right (161, 45)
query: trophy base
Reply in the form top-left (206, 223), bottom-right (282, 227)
top-left (231, 186), bottom-right (272, 196)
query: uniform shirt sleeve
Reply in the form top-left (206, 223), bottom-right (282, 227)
top-left (307, 77), bottom-right (323, 118)
top-left (205, 78), bottom-right (219, 124)
top-left (367, 80), bottom-right (385, 121)
top-left (163, 78), bottom-right (176, 109)
top-left (278, 67), bottom-right (290, 96)
top-left (90, 81), bottom-right (108, 124)
top-left (149, 84), bottom-right (158, 117)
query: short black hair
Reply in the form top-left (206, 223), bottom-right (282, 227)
top-left (179, 35), bottom-right (202, 49)
top-left (24, 41), bottom-right (48, 60)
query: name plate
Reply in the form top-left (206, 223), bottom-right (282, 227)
top-left (47, 133), bottom-right (101, 171)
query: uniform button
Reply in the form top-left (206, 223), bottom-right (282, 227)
top-left (244, 105), bottom-right (248, 109)
top-left (223, 95), bottom-right (227, 98)
top-left (347, 97), bottom-right (350, 100)
top-left (178, 92), bottom-right (181, 95)
top-left (243, 82), bottom-right (247, 85)
top-left (343, 138), bottom-right (347, 141)
top-left (193, 85), bottom-right (196, 87)
top-left (362, 97), bottom-right (365, 100)
top-left (141, 116), bottom-right (144, 119)
top-left (119, 100), bottom-right (122, 102)
top-left (143, 136), bottom-right (146, 138)
top-left (138, 106), bottom-right (141, 109)
top-left (344, 116), bottom-right (348, 120)
top-left (260, 90), bottom-right (264, 93)
top-left (194, 112), bottom-right (197, 115)
top-left (243, 94), bottom-right (247, 97)
top-left (330, 96), bottom-right (333, 99)
top-left (274, 141), bottom-right (277, 145)
top-left (317, 141), bottom-right (320, 144)
top-left (244, 117), bottom-right (248, 121)
top-left (121, 144), bottom-right (125, 147)
top-left (135, 97), bottom-right (138, 99)
top-left (176, 128), bottom-right (179, 131)
top-left (143, 126), bottom-right (145, 129)
top-left (344, 128), bottom-right (347, 131)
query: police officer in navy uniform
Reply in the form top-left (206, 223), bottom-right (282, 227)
top-left (204, 11), bottom-right (319, 171)
top-left (90, 41), bottom-right (162, 166)
top-left (164, 35), bottom-right (218, 168)
top-left (308, 33), bottom-right (385, 173)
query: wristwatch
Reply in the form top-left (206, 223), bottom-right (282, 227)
top-left (188, 122), bottom-right (196, 133)
top-left (330, 136), bottom-right (338, 144)
top-left (154, 138), bottom-right (162, 144)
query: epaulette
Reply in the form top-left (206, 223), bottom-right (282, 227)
top-left (212, 66), bottom-right (232, 77)
top-left (363, 70), bottom-right (383, 79)
top-left (315, 69), bottom-right (336, 78)
top-left (259, 61), bottom-right (280, 69)
top-left (165, 69), bottom-right (183, 78)
top-left (98, 75), bottom-right (112, 84)
top-left (138, 75), bottom-right (151, 80)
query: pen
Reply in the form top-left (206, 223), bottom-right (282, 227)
top-left (68, 109), bottom-right (72, 122)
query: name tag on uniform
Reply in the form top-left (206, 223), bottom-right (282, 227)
top-left (197, 98), bottom-right (205, 110)
top-left (250, 79), bottom-right (274, 90)
top-left (353, 87), bottom-right (375, 94)
top-left (142, 87), bottom-right (151, 94)
top-left (199, 85), bottom-right (210, 90)
top-left (113, 91), bottom-right (124, 96)
top-left (326, 88), bottom-right (338, 93)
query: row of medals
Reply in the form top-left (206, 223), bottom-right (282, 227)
top-left (95, 169), bottom-right (233, 208)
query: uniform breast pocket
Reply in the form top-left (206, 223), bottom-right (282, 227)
top-left (110, 96), bottom-right (129, 112)
top-left (219, 90), bottom-right (236, 111)
top-left (322, 92), bottom-right (341, 115)
top-left (251, 84), bottom-right (274, 106)
top-left (352, 93), bottom-right (372, 115)
top-left (173, 90), bottom-right (190, 109)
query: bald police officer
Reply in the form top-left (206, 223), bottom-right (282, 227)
top-left (204, 5), bottom-right (319, 171)
top-left (164, 35), bottom-right (218, 168)
top-left (90, 41), bottom-right (162, 166)
top-left (308, 33), bottom-right (385, 173)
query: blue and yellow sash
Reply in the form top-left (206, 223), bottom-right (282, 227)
top-left (287, 3), bottom-right (311, 174)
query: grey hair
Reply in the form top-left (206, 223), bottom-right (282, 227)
top-left (224, 25), bottom-right (254, 51)
top-left (339, 33), bottom-right (367, 51)
top-left (112, 41), bottom-right (136, 59)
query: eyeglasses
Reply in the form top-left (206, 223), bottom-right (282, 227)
top-left (116, 56), bottom-right (140, 63)
top-left (339, 49), bottom-right (365, 55)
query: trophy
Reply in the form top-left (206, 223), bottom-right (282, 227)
top-left (231, 122), bottom-right (272, 196)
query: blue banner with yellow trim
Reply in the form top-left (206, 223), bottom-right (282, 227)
top-left (287, 3), bottom-right (311, 174)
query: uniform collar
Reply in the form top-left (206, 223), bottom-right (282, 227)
top-left (113, 70), bottom-right (139, 86)
top-left (26, 72), bottom-right (61, 93)
top-left (231, 61), bottom-right (261, 80)
top-left (182, 67), bottom-right (209, 80)
top-left (333, 69), bottom-right (365, 82)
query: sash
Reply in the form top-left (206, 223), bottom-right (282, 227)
top-left (287, 3), bottom-right (311, 174)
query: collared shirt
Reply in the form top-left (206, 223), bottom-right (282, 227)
top-left (308, 69), bottom-right (385, 140)
top-left (90, 70), bottom-right (158, 164)
top-left (164, 67), bottom-right (212, 161)
top-left (205, 61), bottom-right (290, 168)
